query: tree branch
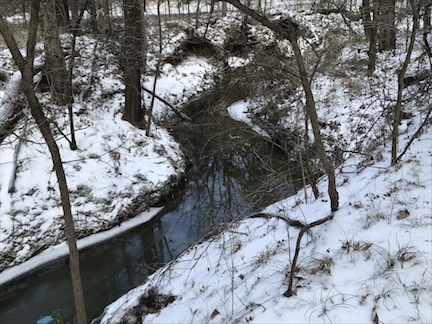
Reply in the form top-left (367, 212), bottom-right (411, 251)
top-left (143, 86), bottom-right (192, 121)
top-left (26, 0), bottom-right (41, 65)
top-left (0, 16), bottom-right (26, 71)
top-left (284, 213), bottom-right (334, 297)
top-left (395, 105), bottom-right (432, 164)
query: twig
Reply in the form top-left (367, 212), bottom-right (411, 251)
top-left (395, 105), bottom-right (432, 164)
top-left (283, 213), bottom-right (334, 297)
top-left (248, 212), bottom-right (305, 229)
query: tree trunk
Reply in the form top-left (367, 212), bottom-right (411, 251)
top-left (21, 71), bottom-right (87, 324)
top-left (122, 0), bottom-right (145, 128)
top-left (425, 0), bottom-right (431, 30)
top-left (367, 0), bottom-right (378, 73)
top-left (378, 0), bottom-right (396, 51)
top-left (0, 3), bottom-right (86, 322)
top-left (41, 0), bottom-right (72, 106)
top-left (289, 35), bottom-right (339, 212)
top-left (304, 114), bottom-right (320, 199)
top-left (222, 1), bottom-right (227, 16)
top-left (55, 0), bottom-right (70, 26)
top-left (424, 0), bottom-right (432, 56)
top-left (88, 0), bottom-right (99, 33)
top-left (360, 0), bottom-right (372, 40)
top-left (219, 0), bottom-right (339, 211)
top-left (70, 0), bottom-right (79, 29)
top-left (391, 0), bottom-right (419, 164)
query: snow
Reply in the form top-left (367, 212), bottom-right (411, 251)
top-left (97, 122), bottom-right (432, 324)
top-left (1, 1), bottom-right (432, 323)
top-left (0, 34), bottom-right (216, 278)
top-left (0, 207), bottom-right (162, 285)
top-left (96, 6), bottom-right (431, 324)
top-left (227, 100), bottom-right (270, 137)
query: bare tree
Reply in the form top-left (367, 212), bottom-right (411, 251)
top-left (217, 0), bottom-right (339, 211)
top-left (377, 0), bottom-right (396, 51)
top-left (70, 0), bottom-right (79, 29)
top-left (391, 0), bottom-right (420, 164)
top-left (0, 2), bottom-right (86, 322)
top-left (367, 0), bottom-right (379, 73)
top-left (423, 0), bottom-right (431, 56)
top-left (122, 0), bottom-right (146, 128)
top-left (360, 0), bottom-right (372, 40)
top-left (146, 0), bottom-right (162, 136)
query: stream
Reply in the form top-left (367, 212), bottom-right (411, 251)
top-left (0, 87), bottom-right (301, 323)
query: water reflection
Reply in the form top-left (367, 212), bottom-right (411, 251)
top-left (0, 108), bottom-right (300, 323)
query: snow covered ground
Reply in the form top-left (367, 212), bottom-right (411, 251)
top-left (0, 35), bottom-right (215, 278)
top-left (0, 1), bottom-right (431, 323)
top-left (94, 7), bottom-right (432, 324)
top-left (96, 125), bottom-right (432, 323)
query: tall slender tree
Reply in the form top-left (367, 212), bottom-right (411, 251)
top-left (217, 0), bottom-right (339, 212)
top-left (378, 0), bottom-right (396, 51)
top-left (391, 0), bottom-right (420, 164)
top-left (0, 2), bottom-right (86, 322)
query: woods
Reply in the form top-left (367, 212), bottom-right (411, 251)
top-left (0, 0), bottom-right (431, 322)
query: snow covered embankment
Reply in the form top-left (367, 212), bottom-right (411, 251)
top-left (96, 121), bottom-right (432, 324)
top-left (0, 36), bottom-right (216, 281)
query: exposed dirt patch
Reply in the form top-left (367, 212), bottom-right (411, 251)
top-left (121, 287), bottom-right (176, 324)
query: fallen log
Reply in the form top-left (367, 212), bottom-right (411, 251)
top-left (0, 56), bottom-right (44, 143)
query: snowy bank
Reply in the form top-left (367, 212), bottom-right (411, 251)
top-left (0, 35), bottom-right (216, 277)
top-left (96, 122), bottom-right (432, 324)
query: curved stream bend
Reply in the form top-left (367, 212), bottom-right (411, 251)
top-left (0, 81), bottom-right (301, 323)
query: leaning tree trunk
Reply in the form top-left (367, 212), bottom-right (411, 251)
top-left (21, 68), bottom-right (87, 324)
top-left (0, 2), bottom-right (87, 322)
top-left (289, 35), bottom-right (339, 212)
top-left (218, 0), bottom-right (339, 211)
top-left (391, 0), bottom-right (419, 164)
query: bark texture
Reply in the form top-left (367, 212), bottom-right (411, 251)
top-left (378, 0), bottom-right (396, 51)
top-left (41, 0), bottom-right (72, 105)
top-left (122, 0), bottom-right (145, 128)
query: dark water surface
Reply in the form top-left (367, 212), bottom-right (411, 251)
top-left (0, 99), bottom-right (299, 323)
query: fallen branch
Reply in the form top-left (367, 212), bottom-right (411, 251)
top-left (395, 105), bottom-right (432, 164)
top-left (143, 86), bottom-right (192, 121)
top-left (0, 56), bottom-right (44, 138)
top-left (283, 213), bottom-right (334, 297)
top-left (248, 212), bottom-right (305, 229)
top-left (0, 70), bottom-right (22, 130)
top-left (0, 68), bottom-right (9, 82)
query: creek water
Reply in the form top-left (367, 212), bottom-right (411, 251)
top-left (0, 93), bottom-right (300, 323)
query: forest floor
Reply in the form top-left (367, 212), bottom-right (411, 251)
top-left (1, 1), bottom-right (431, 323)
